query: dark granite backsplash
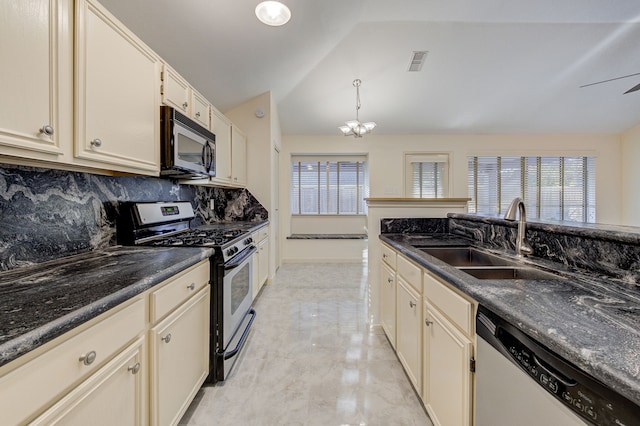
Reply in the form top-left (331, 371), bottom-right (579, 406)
top-left (380, 215), bottom-right (640, 285)
top-left (0, 164), bottom-right (267, 270)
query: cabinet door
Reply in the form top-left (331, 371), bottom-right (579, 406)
top-left (396, 278), bottom-right (422, 392)
top-left (423, 302), bottom-right (472, 426)
top-left (0, 0), bottom-right (69, 160)
top-left (231, 126), bottom-right (247, 186)
top-left (258, 236), bottom-right (269, 288)
top-left (161, 65), bottom-right (190, 114)
top-left (210, 108), bottom-right (231, 184)
top-left (191, 90), bottom-right (210, 129)
top-left (31, 338), bottom-right (146, 426)
top-left (74, 0), bottom-right (160, 175)
top-left (380, 261), bottom-right (397, 349)
top-left (150, 286), bottom-right (210, 426)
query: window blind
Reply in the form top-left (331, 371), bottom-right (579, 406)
top-left (468, 155), bottom-right (596, 223)
top-left (290, 156), bottom-right (367, 215)
top-left (406, 153), bottom-right (449, 198)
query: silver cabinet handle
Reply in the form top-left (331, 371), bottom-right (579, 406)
top-left (409, 301), bottom-right (416, 308)
top-left (425, 319), bottom-right (433, 326)
top-left (79, 350), bottom-right (97, 366)
top-left (195, 112), bottom-right (201, 118)
top-left (382, 253), bottom-right (387, 259)
top-left (128, 362), bottom-right (141, 375)
top-left (40, 125), bottom-right (54, 136)
top-left (182, 102), bottom-right (188, 110)
top-left (161, 333), bottom-right (172, 343)
top-left (90, 138), bottom-right (102, 148)
top-left (187, 283), bottom-right (195, 290)
top-left (387, 277), bottom-right (393, 284)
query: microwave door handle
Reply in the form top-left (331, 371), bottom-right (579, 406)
top-left (201, 144), bottom-right (207, 170)
top-left (208, 142), bottom-right (215, 173)
top-left (205, 142), bottom-right (214, 173)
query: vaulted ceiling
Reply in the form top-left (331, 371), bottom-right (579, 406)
top-left (99, 0), bottom-right (640, 135)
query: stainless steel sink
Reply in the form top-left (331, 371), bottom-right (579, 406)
top-left (419, 246), bottom-right (518, 267)
top-left (417, 246), bottom-right (564, 280)
top-left (458, 267), bottom-right (563, 280)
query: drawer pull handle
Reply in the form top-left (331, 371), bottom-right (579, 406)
top-left (90, 138), bottom-right (102, 148)
top-left (161, 333), bottom-right (172, 343)
top-left (187, 283), bottom-right (196, 290)
top-left (425, 319), bottom-right (433, 326)
top-left (40, 125), bottom-right (54, 136)
top-left (387, 277), bottom-right (393, 283)
top-left (195, 112), bottom-right (201, 118)
top-left (382, 254), bottom-right (387, 259)
top-left (79, 350), bottom-right (97, 366)
top-left (409, 301), bottom-right (416, 308)
top-left (128, 362), bottom-right (141, 375)
top-left (182, 102), bottom-right (188, 109)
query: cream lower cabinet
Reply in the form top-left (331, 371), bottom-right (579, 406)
top-left (423, 270), bottom-right (475, 426)
top-left (252, 227), bottom-right (270, 300)
top-left (74, 0), bottom-right (160, 175)
top-left (396, 277), bottom-right (422, 392)
top-left (423, 302), bottom-right (473, 426)
top-left (31, 337), bottom-right (146, 425)
top-left (380, 261), bottom-right (397, 348)
top-left (150, 286), bottom-right (210, 426)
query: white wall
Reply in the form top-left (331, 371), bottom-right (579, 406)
top-left (621, 124), bottom-right (640, 226)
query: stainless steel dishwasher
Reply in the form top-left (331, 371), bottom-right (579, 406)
top-left (475, 305), bottom-right (640, 426)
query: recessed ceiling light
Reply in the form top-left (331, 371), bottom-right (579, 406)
top-left (255, 1), bottom-right (291, 27)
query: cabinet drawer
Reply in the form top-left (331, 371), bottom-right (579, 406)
top-left (397, 254), bottom-right (422, 293)
top-left (0, 298), bottom-right (145, 425)
top-left (150, 260), bottom-right (209, 323)
top-left (257, 227), bottom-right (269, 242)
top-left (424, 272), bottom-right (473, 335)
top-left (381, 243), bottom-right (397, 269)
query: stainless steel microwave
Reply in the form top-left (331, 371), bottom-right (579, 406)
top-left (160, 106), bottom-right (216, 179)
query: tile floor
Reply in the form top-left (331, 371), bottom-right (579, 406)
top-left (180, 262), bottom-right (432, 426)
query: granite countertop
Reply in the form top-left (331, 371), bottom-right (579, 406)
top-left (198, 220), bottom-right (268, 233)
top-left (0, 245), bottom-right (213, 368)
top-left (380, 233), bottom-right (640, 407)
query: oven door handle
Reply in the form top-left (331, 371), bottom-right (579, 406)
top-left (224, 308), bottom-right (256, 360)
top-left (224, 246), bottom-right (257, 270)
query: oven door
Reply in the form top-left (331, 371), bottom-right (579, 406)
top-left (222, 246), bottom-right (256, 347)
top-left (215, 245), bottom-right (257, 381)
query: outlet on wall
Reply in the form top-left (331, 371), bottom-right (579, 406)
top-left (209, 199), bottom-right (215, 210)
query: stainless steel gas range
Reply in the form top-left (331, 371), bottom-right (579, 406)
top-left (118, 201), bottom-right (256, 384)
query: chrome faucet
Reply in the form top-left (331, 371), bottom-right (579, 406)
top-left (504, 197), bottom-right (533, 257)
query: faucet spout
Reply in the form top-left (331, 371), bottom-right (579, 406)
top-left (504, 197), bottom-right (533, 257)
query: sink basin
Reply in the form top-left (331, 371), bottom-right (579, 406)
top-left (419, 247), bottom-right (518, 267)
top-left (458, 267), bottom-right (563, 280)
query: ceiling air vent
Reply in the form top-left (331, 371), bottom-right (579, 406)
top-left (408, 51), bottom-right (428, 72)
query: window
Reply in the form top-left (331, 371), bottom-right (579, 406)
top-left (468, 156), bottom-right (596, 223)
top-left (290, 156), bottom-right (367, 215)
top-left (405, 153), bottom-right (450, 198)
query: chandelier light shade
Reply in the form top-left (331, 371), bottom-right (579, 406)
top-left (339, 79), bottom-right (376, 138)
top-left (255, 1), bottom-right (291, 26)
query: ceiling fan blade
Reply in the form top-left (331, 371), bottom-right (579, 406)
top-left (624, 82), bottom-right (640, 94)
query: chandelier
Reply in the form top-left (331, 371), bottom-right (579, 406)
top-left (339, 79), bottom-right (377, 138)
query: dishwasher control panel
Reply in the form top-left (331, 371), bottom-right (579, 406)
top-left (477, 306), bottom-right (640, 426)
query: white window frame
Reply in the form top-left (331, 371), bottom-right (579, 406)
top-left (404, 153), bottom-right (451, 198)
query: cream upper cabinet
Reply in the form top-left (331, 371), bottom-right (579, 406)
top-left (0, 0), bottom-right (71, 162)
top-left (74, 0), bottom-right (160, 175)
top-left (161, 64), bottom-right (211, 130)
top-left (161, 65), bottom-right (190, 114)
top-left (231, 125), bottom-right (247, 187)
top-left (191, 89), bottom-right (210, 130)
top-left (210, 107), bottom-right (232, 184)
